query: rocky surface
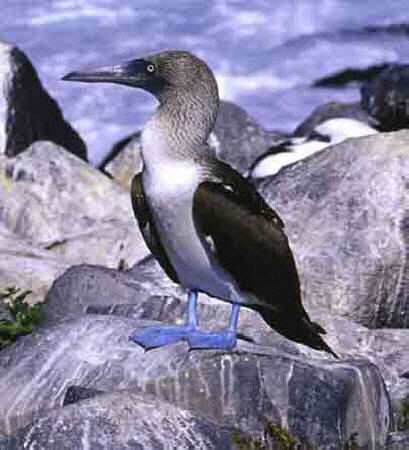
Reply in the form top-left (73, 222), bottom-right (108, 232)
top-left (361, 65), bottom-right (409, 132)
top-left (100, 132), bottom-right (143, 190)
top-left (102, 100), bottom-right (285, 189)
top-left (0, 223), bottom-right (68, 304)
top-left (42, 259), bottom-right (409, 427)
top-left (293, 100), bottom-right (376, 136)
top-left (212, 100), bottom-right (285, 173)
top-left (0, 41), bottom-right (86, 160)
top-left (8, 390), bottom-right (237, 450)
top-left (0, 311), bottom-right (391, 448)
top-left (257, 130), bottom-right (409, 329)
top-left (0, 141), bottom-right (148, 270)
top-left (388, 432), bottom-right (409, 449)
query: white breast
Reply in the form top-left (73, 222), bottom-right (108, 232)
top-left (141, 117), bottom-right (234, 300)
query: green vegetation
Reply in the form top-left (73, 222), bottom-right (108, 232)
top-left (233, 422), bottom-right (361, 449)
top-left (232, 421), bottom-right (309, 449)
top-left (0, 287), bottom-right (43, 348)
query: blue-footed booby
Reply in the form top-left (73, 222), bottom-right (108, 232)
top-left (249, 118), bottom-right (378, 179)
top-left (63, 50), bottom-right (338, 357)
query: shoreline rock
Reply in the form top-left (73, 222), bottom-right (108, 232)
top-left (257, 130), bottom-right (409, 329)
top-left (0, 41), bottom-right (87, 161)
top-left (0, 313), bottom-right (391, 448)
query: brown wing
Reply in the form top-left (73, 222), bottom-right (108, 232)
top-left (192, 179), bottom-right (302, 315)
top-left (130, 173), bottom-right (179, 283)
top-left (192, 162), bottom-right (338, 358)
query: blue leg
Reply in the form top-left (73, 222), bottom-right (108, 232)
top-left (188, 303), bottom-right (240, 350)
top-left (130, 290), bottom-right (198, 348)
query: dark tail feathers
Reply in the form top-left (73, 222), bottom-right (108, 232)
top-left (255, 306), bottom-right (339, 359)
top-left (301, 319), bottom-right (339, 359)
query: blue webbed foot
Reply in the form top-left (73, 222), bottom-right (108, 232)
top-left (188, 330), bottom-right (237, 350)
top-left (130, 325), bottom-right (191, 349)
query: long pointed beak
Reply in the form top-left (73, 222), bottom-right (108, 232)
top-left (62, 59), bottom-right (150, 88)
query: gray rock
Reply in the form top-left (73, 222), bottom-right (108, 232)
top-left (100, 132), bottom-right (143, 190)
top-left (361, 65), bottom-right (409, 132)
top-left (44, 260), bottom-right (409, 430)
top-left (388, 432), bottom-right (409, 448)
top-left (10, 391), bottom-right (236, 450)
top-left (0, 41), bottom-right (86, 160)
top-left (256, 131), bottom-right (409, 329)
top-left (0, 314), bottom-right (391, 448)
top-left (212, 100), bottom-right (285, 173)
top-left (0, 434), bottom-right (15, 450)
top-left (0, 141), bottom-right (149, 271)
top-left (303, 309), bottom-right (409, 429)
top-left (0, 222), bottom-right (69, 304)
top-left (102, 100), bottom-right (285, 189)
top-left (294, 101), bottom-right (376, 136)
top-left (42, 258), bottom-right (301, 355)
top-left (62, 385), bottom-right (104, 407)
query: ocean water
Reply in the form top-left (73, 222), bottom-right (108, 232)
top-left (3, 0), bottom-right (409, 164)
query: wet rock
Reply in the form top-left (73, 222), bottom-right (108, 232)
top-left (361, 65), bottom-right (409, 131)
top-left (313, 64), bottom-right (390, 88)
top-left (0, 41), bottom-right (86, 160)
top-left (212, 100), bottom-right (285, 173)
top-left (0, 141), bottom-right (149, 270)
top-left (256, 131), bottom-right (409, 329)
top-left (0, 314), bottom-right (391, 448)
top-left (294, 101), bottom-right (375, 136)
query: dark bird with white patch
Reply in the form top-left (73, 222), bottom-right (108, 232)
top-left (248, 118), bottom-right (378, 179)
top-left (63, 50), bottom-right (338, 357)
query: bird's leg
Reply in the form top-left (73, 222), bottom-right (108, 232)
top-left (188, 303), bottom-right (240, 350)
top-left (129, 290), bottom-right (198, 349)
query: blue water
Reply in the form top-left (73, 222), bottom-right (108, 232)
top-left (3, 0), bottom-right (409, 164)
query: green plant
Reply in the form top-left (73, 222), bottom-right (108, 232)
top-left (232, 421), bottom-right (310, 449)
top-left (0, 287), bottom-right (43, 348)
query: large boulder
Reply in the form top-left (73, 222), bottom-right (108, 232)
top-left (0, 41), bottom-right (86, 160)
top-left (0, 312), bottom-right (391, 448)
top-left (43, 259), bottom-right (409, 428)
top-left (256, 130), bottom-right (409, 329)
top-left (9, 391), bottom-right (236, 450)
top-left (0, 141), bottom-right (149, 270)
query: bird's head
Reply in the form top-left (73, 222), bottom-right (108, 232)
top-left (63, 50), bottom-right (219, 107)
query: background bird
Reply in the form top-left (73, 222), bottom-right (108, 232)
top-left (248, 118), bottom-right (378, 179)
top-left (63, 50), bottom-right (338, 358)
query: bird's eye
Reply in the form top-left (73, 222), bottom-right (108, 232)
top-left (147, 64), bottom-right (155, 73)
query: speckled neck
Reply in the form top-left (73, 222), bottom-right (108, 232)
top-left (141, 81), bottom-right (219, 169)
